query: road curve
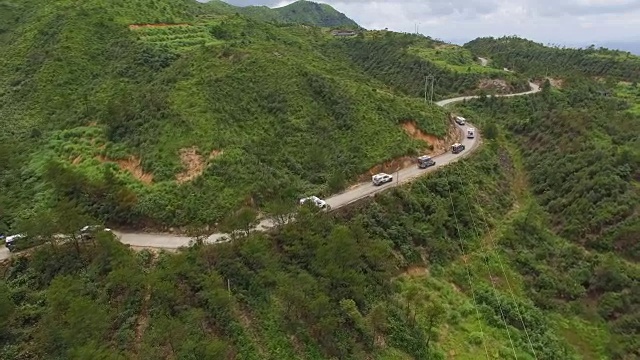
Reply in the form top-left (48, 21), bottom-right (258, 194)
top-left (0, 82), bottom-right (541, 258)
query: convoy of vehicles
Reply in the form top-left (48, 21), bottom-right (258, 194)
top-left (417, 155), bottom-right (436, 169)
top-left (2, 225), bottom-right (114, 253)
top-left (372, 172), bottom-right (393, 186)
top-left (3, 116), bottom-right (478, 257)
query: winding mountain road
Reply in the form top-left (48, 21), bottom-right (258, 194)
top-left (0, 82), bottom-right (540, 259)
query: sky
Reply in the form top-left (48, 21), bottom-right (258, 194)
top-left (220, 0), bottom-right (640, 48)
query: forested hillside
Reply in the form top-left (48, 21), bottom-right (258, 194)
top-left (465, 36), bottom-right (640, 81)
top-left (1, 141), bottom-right (563, 359)
top-left (0, 0), bottom-right (527, 232)
top-left (453, 78), bottom-right (640, 358)
top-left (3, 79), bottom-right (638, 359)
top-left (224, 0), bottom-right (360, 28)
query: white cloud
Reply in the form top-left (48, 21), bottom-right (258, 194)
top-left (221, 0), bottom-right (640, 45)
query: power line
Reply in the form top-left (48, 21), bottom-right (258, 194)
top-left (463, 163), bottom-right (539, 359)
top-left (442, 169), bottom-right (491, 360)
top-left (453, 165), bottom-right (519, 359)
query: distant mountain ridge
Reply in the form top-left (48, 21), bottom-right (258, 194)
top-left (205, 0), bottom-right (360, 28)
top-left (592, 40), bottom-right (640, 55)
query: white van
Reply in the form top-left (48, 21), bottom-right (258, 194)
top-left (467, 128), bottom-right (475, 138)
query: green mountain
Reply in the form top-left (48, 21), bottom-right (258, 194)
top-left (233, 0), bottom-right (360, 28)
top-left (1, 0), bottom-right (639, 358)
top-left (2, 78), bottom-right (638, 359)
top-left (464, 36), bottom-right (640, 81)
top-left (0, 0), bottom-right (527, 231)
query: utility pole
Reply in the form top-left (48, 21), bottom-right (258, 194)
top-left (425, 75), bottom-right (435, 104)
top-left (227, 279), bottom-right (231, 294)
top-left (430, 75), bottom-right (435, 104)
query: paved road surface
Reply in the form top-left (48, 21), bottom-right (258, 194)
top-left (0, 82), bottom-right (541, 258)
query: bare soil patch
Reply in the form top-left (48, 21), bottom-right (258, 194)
top-left (358, 156), bottom-right (415, 181)
top-left (478, 78), bottom-right (514, 93)
top-left (548, 78), bottom-right (565, 88)
top-left (401, 120), bottom-right (453, 155)
top-left (175, 147), bottom-right (223, 183)
top-left (128, 23), bottom-right (190, 30)
top-left (97, 155), bottom-right (154, 184)
top-left (404, 266), bottom-right (429, 277)
top-left (176, 147), bottom-right (204, 183)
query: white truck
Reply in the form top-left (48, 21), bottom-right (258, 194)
top-left (299, 196), bottom-right (329, 209)
top-left (467, 127), bottom-right (475, 138)
top-left (372, 173), bottom-right (393, 186)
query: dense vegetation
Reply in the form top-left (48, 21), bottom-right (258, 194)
top-left (2, 142), bottom-right (562, 359)
top-left (453, 78), bottom-right (640, 358)
top-left (2, 0), bottom-right (639, 359)
top-left (0, 0), bottom-right (527, 232)
top-left (329, 32), bottom-right (530, 100)
top-left (465, 36), bottom-right (640, 82)
top-left (6, 77), bottom-right (638, 357)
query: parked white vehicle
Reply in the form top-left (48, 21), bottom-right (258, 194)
top-left (299, 196), bottom-right (329, 209)
top-left (79, 225), bottom-right (113, 241)
top-left (4, 234), bottom-right (25, 252)
top-left (467, 127), bottom-right (475, 138)
top-left (372, 172), bottom-right (393, 186)
top-left (454, 116), bottom-right (466, 125)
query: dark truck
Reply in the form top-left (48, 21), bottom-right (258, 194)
top-left (417, 155), bottom-right (436, 169)
top-left (451, 143), bottom-right (466, 154)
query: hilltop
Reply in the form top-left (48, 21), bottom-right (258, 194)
top-left (225, 0), bottom-right (361, 28)
top-left (464, 36), bottom-right (640, 81)
top-left (0, 0), bottom-right (528, 231)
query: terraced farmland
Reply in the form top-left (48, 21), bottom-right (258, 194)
top-left (409, 44), bottom-right (509, 74)
top-left (130, 23), bottom-right (224, 51)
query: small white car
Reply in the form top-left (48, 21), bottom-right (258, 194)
top-left (467, 127), bottom-right (475, 138)
top-left (372, 173), bottom-right (393, 186)
top-left (79, 225), bottom-right (113, 241)
top-left (299, 196), bottom-right (329, 209)
top-left (4, 234), bottom-right (25, 252)
top-left (455, 116), bottom-right (466, 125)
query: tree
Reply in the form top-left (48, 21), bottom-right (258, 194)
top-left (185, 223), bottom-right (212, 246)
top-left (15, 210), bottom-right (60, 250)
top-left (484, 121), bottom-right (499, 140)
top-left (424, 302), bottom-right (445, 353)
top-left (219, 207), bottom-right (259, 239)
top-left (263, 198), bottom-right (295, 227)
top-left (0, 282), bottom-right (14, 335)
top-left (366, 303), bottom-right (388, 348)
top-left (53, 200), bottom-right (95, 254)
top-left (403, 283), bottom-right (425, 325)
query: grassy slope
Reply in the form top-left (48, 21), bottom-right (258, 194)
top-left (451, 80), bottom-right (640, 359)
top-left (0, 0), bottom-right (530, 231)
